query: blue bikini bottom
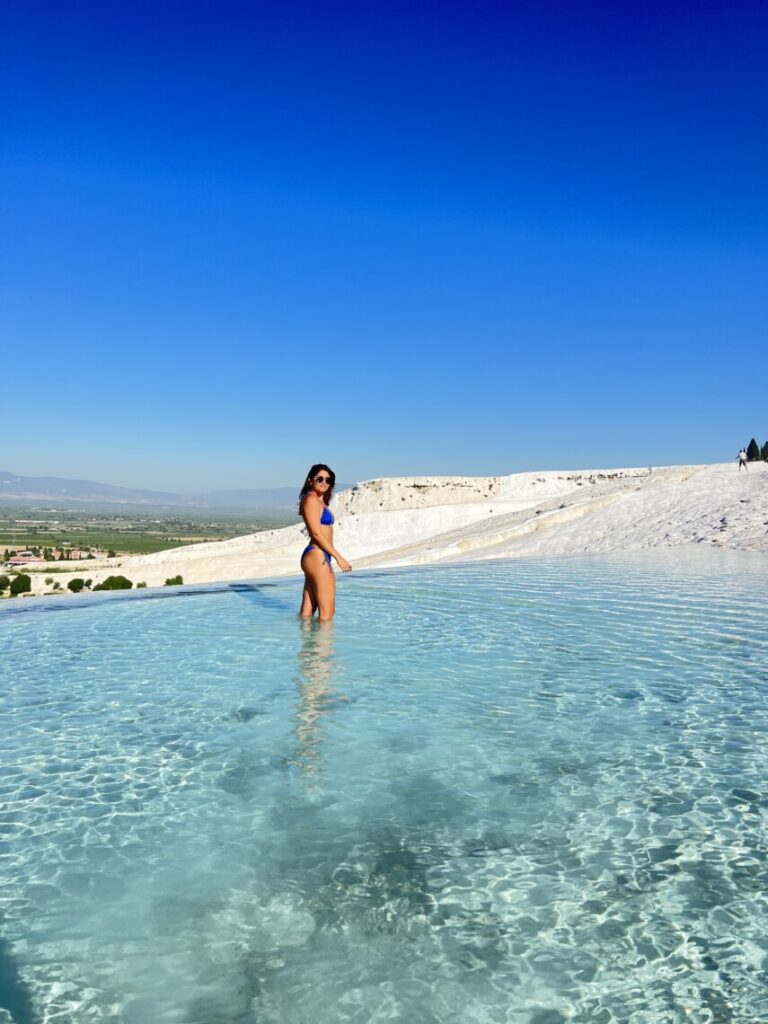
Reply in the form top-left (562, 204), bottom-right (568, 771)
top-left (301, 545), bottom-right (332, 570)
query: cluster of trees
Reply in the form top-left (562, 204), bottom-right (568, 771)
top-left (86, 576), bottom-right (148, 590)
top-left (2, 546), bottom-right (99, 561)
top-left (67, 578), bottom-right (93, 593)
top-left (745, 439), bottom-right (768, 461)
top-left (93, 575), bottom-right (133, 591)
top-left (0, 574), bottom-right (99, 597)
top-left (86, 574), bottom-right (182, 590)
top-left (0, 573), bottom-right (32, 596)
top-left (1, 572), bottom-right (181, 598)
top-left (88, 575), bottom-right (156, 590)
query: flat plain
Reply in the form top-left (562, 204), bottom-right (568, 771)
top-left (0, 503), bottom-right (295, 556)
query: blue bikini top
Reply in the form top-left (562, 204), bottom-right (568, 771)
top-left (303, 492), bottom-right (334, 525)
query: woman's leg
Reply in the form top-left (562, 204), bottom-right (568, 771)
top-left (299, 580), bottom-right (317, 618)
top-left (299, 568), bottom-right (318, 618)
top-left (301, 550), bottom-right (336, 621)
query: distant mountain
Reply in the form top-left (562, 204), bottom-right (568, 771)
top-left (0, 471), bottom-right (343, 510)
top-left (0, 471), bottom-right (187, 505)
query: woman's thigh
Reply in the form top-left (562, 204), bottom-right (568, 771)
top-left (299, 576), bottom-right (317, 615)
top-left (302, 551), bottom-right (335, 618)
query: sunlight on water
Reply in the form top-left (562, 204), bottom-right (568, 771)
top-left (2, 550), bottom-right (768, 1023)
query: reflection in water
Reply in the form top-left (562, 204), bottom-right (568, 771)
top-left (292, 619), bottom-right (338, 783)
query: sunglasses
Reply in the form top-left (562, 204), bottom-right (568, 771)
top-left (313, 475), bottom-right (332, 484)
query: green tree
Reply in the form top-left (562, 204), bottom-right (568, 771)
top-left (164, 575), bottom-right (184, 586)
top-left (747, 438), bottom-right (760, 461)
top-left (761, 441), bottom-right (768, 462)
top-left (10, 574), bottom-right (32, 596)
top-left (67, 578), bottom-right (85, 593)
top-left (0, 575), bottom-right (10, 592)
top-left (93, 575), bottom-right (133, 591)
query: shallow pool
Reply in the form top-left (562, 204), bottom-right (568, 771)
top-left (2, 551), bottom-right (768, 1023)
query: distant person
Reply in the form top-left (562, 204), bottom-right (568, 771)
top-left (298, 464), bottom-right (351, 621)
top-left (737, 448), bottom-right (749, 471)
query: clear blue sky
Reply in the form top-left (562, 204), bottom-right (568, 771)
top-left (2, 1), bottom-right (766, 491)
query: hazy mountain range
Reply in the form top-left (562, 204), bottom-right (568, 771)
top-left (0, 471), bottom-right (344, 510)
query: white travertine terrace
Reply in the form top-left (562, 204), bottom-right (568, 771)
top-left (24, 462), bottom-right (768, 594)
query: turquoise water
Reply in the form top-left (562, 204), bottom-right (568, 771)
top-left (2, 551), bottom-right (768, 1024)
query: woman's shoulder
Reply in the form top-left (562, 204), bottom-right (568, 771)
top-left (300, 491), bottom-right (321, 512)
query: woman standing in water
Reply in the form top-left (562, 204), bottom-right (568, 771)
top-left (299, 464), bottom-right (351, 621)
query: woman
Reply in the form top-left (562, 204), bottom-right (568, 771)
top-left (298, 464), bottom-right (351, 621)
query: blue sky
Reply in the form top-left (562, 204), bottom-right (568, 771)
top-left (2, 1), bottom-right (766, 491)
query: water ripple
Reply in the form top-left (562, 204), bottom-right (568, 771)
top-left (1, 549), bottom-right (767, 1022)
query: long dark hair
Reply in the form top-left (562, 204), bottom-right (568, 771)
top-left (298, 463), bottom-right (336, 513)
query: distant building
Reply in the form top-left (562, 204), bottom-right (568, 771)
top-left (45, 548), bottom-right (101, 562)
top-left (6, 551), bottom-right (40, 566)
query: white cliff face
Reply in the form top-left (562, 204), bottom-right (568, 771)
top-left (334, 468), bottom-right (651, 514)
top-left (22, 463), bottom-right (768, 595)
